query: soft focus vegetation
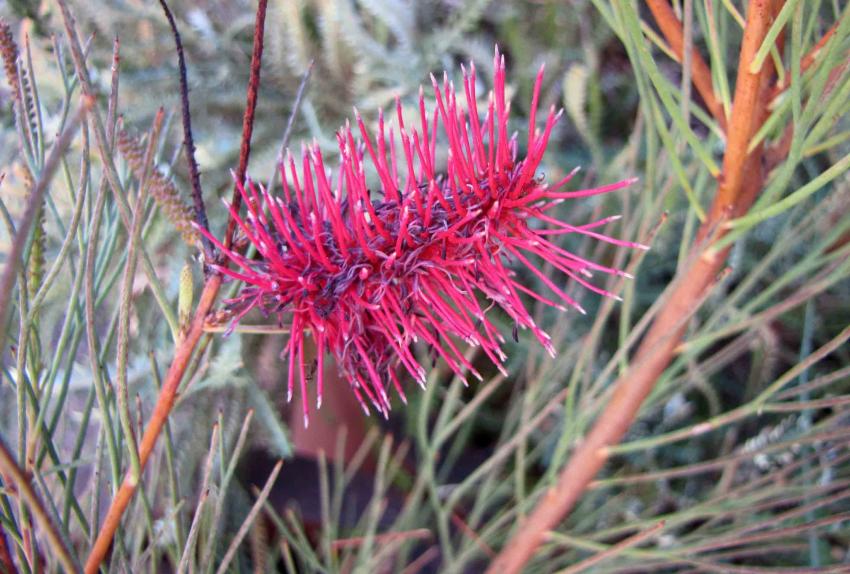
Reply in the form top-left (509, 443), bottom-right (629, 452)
top-left (1, 0), bottom-right (849, 572)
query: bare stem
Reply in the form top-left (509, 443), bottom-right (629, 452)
top-left (84, 275), bottom-right (222, 574)
top-left (114, 111), bottom-right (165, 484)
top-left (224, 0), bottom-right (269, 251)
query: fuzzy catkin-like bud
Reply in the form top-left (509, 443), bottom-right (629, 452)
top-left (0, 19), bottom-right (20, 99)
top-left (117, 128), bottom-right (199, 245)
top-left (17, 164), bottom-right (45, 303)
top-left (2, 23), bottom-right (43, 302)
top-left (117, 128), bottom-right (145, 171)
top-left (178, 263), bottom-right (194, 334)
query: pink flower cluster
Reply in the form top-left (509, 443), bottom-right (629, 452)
top-left (198, 48), bottom-right (643, 426)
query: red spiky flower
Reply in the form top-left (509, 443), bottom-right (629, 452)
top-left (197, 47), bottom-right (645, 427)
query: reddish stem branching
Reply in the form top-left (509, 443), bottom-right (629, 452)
top-left (84, 276), bottom-right (222, 573)
top-left (488, 2), bottom-right (783, 571)
top-left (224, 0), bottom-right (269, 251)
top-left (69, 1), bottom-right (846, 572)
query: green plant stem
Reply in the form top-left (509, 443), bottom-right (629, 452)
top-left (81, 36), bottom-right (125, 497)
top-left (56, 0), bottom-right (180, 340)
top-left (84, 274), bottom-right (222, 574)
top-left (646, 0), bottom-right (727, 128)
top-left (175, 423), bottom-right (218, 574)
top-left (0, 99), bottom-right (88, 354)
top-left (1, 106), bottom-right (89, 569)
top-left (83, 0), bottom-right (272, 563)
top-left (214, 459), bottom-right (283, 574)
top-left (557, 520), bottom-right (665, 574)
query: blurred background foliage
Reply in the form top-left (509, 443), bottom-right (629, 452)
top-left (0, 0), bottom-right (849, 572)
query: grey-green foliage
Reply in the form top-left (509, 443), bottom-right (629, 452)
top-left (269, 0), bottom-right (493, 111)
top-left (1, 0), bottom-right (850, 572)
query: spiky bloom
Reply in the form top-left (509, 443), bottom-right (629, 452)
top-left (199, 48), bottom-right (644, 426)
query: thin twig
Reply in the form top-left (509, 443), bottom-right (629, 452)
top-left (266, 61), bottom-right (314, 193)
top-left (224, 0), bottom-right (269, 251)
top-left (85, 2), bottom-right (272, 558)
top-left (83, 37), bottom-right (123, 494)
top-left (200, 409), bottom-right (255, 570)
top-left (331, 528), bottom-right (432, 550)
top-left (0, 438), bottom-right (80, 573)
top-left (646, 0), bottom-right (727, 129)
top-left (401, 546), bottom-right (440, 574)
top-left (50, 5), bottom-right (255, 565)
top-left (771, 19), bottom-right (841, 99)
top-left (114, 110), bottom-right (165, 484)
top-left (0, 98), bottom-right (89, 350)
top-left (157, 0), bottom-right (213, 258)
top-left (214, 460), bottom-right (283, 574)
top-left (175, 424), bottom-right (219, 574)
top-left (556, 521), bottom-right (665, 574)
top-left (57, 0), bottom-right (181, 338)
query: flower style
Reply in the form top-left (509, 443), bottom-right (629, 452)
top-left (197, 47), bottom-right (644, 426)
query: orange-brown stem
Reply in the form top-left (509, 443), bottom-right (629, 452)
top-left (646, 0), bottom-right (728, 130)
top-left (84, 276), bottom-right (222, 574)
top-left (487, 2), bottom-right (776, 571)
top-left (83, 0), bottom-right (270, 569)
